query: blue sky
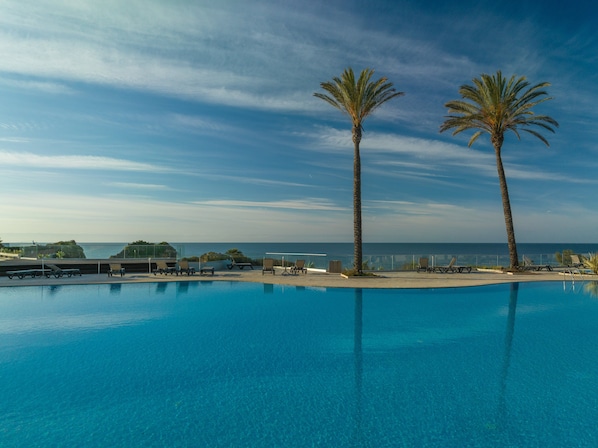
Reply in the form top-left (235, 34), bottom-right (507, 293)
top-left (1, 0), bottom-right (596, 243)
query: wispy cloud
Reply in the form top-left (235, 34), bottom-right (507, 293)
top-left (310, 128), bottom-right (584, 184)
top-left (0, 151), bottom-right (171, 172)
top-left (0, 77), bottom-right (76, 95)
top-left (105, 182), bottom-right (172, 191)
top-left (198, 198), bottom-right (347, 212)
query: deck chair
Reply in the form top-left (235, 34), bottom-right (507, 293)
top-left (108, 263), bottom-right (125, 277)
top-left (569, 254), bottom-right (585, 268)
top-left (153, 260), bottom-right (177, 275)
top-left (46, 263), bottom-right (82, 278)
top-left (417, 257), bottom-right (431, 272)
top-left (446, 257), bottom-right (473, 273)
top-left (177, 259), bottom-right (196, 276)
top-left (434, 257), bottom-right (457, 273)
top-left (227, 258), bottom-right (254, 270)
top-left (262, 258), bottom-right (275, 275)
top-left (291, 259), bottom-right (307, 274)
top-left (522, 255), bottom-right (553, 271)
top-left (6, 268), bottom-right (43, 279)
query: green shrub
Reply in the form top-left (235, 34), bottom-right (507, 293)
top-left (199, 251), bottom-right (230, 262)
top-left (111, 241), bottom-right (176, 258)
top-left (583, 254), bottom-right (598, 274)
top-left (37, 240), bottom-right (86, 258)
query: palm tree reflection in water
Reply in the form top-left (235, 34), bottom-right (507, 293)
top-left (352, 288), bottom-right (364, 446)
top-left (498, 283), bottom-right (519, 425)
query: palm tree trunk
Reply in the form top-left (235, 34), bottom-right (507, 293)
top-left (493, 141), bottom-right (519, 268)
top-left (353, 125), bottom-right (363, 273)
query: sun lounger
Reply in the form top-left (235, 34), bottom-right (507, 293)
top-left (431, 257), bottom-right (472, 273)
top-left (227, 258), bottom-right (254, 270)
top-left (199, 265), bottom-right (215, 275)
top-left (177, 260), bottom-right (196, 276)
top-left (417, 257), bottom-right (432, 272)
top-left (153, 260), bottom-right (177, 275)
top-left (290, 259), bottom-right (307, 274)
top-left (522, 255), bottom-right (553, 271)
top-left (108, 263), bottom-right (125, 277)
top-left (569, 254), bottom-right (585, 268)
top-left (434, 257), bottom-right (457, 273)
top-left (262, 258), bottom-right (275, 275)
top-left (6, 268), bottom-right (45, 279)
top-left (191, 260), bottom-right (214, 275)
top-left (46, 264), bottom-right (82, 278)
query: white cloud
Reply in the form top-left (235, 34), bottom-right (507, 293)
top-left (0, 192), bottom-right (353, 242)
top-left (199, 198), bottom-right (347, 212)
top-left (0, 150), bottom-right (171, 172)
top-left (310, 128), bottom-right (587, 184)
top-left (105, 182), bottom-right (172, 191)
top-left (0, 78), bottom-right (75, 95)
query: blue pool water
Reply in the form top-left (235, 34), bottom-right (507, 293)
top-left (1, 281), bottom-right (597, 447)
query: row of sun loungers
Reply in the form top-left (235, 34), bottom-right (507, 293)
top-left (7, 260), bottom-right (215, 280)
top-left (151, 260), bottom-right (214, 276)
top-left (261, 258), bottom-right (307, 275)
top-left (7, 264), bottom-right (82, 279)
top-left (417, 254), bottom-right (582, 273)
top-left (417, 257), bottom-right (472, 273)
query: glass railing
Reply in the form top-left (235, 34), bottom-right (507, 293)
top-left (1, 243), bottom-right (565, 271)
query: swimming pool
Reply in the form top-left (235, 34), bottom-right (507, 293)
top-left (1, 281), bottom-right (597, 447)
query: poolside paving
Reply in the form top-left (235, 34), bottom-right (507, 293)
top-left (0, 267), bottom-right (588, 289)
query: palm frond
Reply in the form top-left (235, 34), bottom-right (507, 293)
top-left (521, 128), bottom-right (551, 146)
top-left (315, 67), bottom-right (404, 131)
top-left (440, 70), bottom-right (558, 150)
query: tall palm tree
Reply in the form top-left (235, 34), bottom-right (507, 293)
top-left (440, 71), bottom-right (558, 269)
top-left (315, 68), bottom-right (404, 274)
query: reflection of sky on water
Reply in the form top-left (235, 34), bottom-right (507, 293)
top-left (320, 282), bottom-right (598, 353)
top-left (0, 311), bottom-right (165, 336)
top-left (0, 283), bottom-right (177, 356)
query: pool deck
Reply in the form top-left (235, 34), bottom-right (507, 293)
top-left (0, 267), bottom-right (591, 289)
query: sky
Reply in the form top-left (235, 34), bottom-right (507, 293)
top-left (0, 0), bottom-right (597, 244)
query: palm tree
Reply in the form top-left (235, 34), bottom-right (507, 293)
top-left (315, 68), bottom-right (404, 274)
top-left (440, 71), bottom-right (558, 269)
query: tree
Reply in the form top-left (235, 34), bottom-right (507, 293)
top-left (440, 71), bottom-right (558, 269)
top-left (111, 240), bottom-right (177, 258)
top-left (314, 68), bottom-right (404, 274)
